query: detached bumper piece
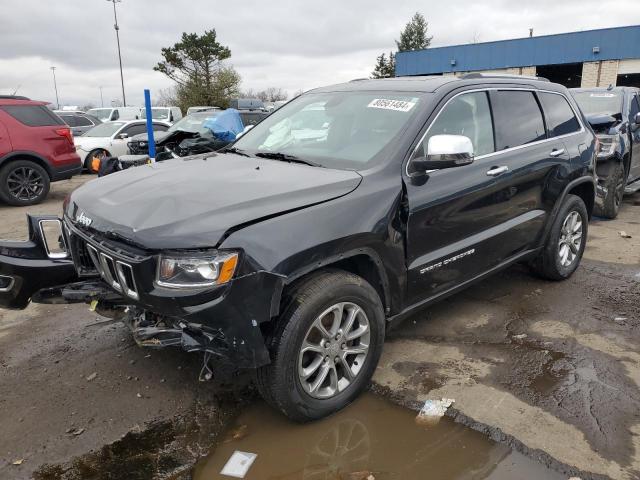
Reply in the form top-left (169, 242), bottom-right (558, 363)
top-left (0, 215), bottom-right (77, 309)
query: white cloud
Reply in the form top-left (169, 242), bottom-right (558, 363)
top-left (0, 0), bottom-right (637, 107)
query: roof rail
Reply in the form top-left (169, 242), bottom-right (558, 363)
top-left (0, 95), bottom-right (30, 100)
top-left (460, 73), bottom-right (549, 82)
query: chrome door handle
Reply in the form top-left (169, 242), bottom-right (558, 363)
top-left (550, 148), bottom-right (565, 157)
top-left (486, 166), bottom-right (509, 176)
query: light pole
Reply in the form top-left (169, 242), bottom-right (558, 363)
top-left (107, 0), bottom-right (126, 106)
top-left (50, 66), bottom-right (59, 109)
top-left (99, 86), bottom-right (104, 107)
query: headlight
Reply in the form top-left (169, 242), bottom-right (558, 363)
top-left (156, 251), bottom-right (238, 288)
top-left (596, 134), bottom-right (619, 158)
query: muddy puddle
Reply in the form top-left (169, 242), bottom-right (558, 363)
top-left (190, 393), bottom-right (563, 480)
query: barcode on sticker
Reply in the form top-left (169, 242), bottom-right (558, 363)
top-left (367, 98), bottom-right (416, 112)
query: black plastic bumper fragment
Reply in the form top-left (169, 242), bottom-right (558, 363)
top-left (0, 215), bottom-right (77, 309)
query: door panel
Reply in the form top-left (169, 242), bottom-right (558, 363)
top-left (406, 158), bottom-right (524, 305)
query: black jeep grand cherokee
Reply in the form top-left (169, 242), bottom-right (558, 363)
top-left (0, 75), bottom-right (596, 421)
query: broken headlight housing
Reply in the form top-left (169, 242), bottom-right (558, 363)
top-left (596, 134), bottom-right (619, 159)
top-left (156, 251), bottom-right (238, 289)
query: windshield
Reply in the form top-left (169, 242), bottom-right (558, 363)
top-left (572, 91), bottom-right (623, 117)
top-left (233, 91), bottom-right (424, 169)
top-left (167, 111), bottom-right (222, 134)
top-left (87, 108), bottom-right (113, 120)
top-left (83, 121), bottom-right (126, 137)
top-left (141, 108), bottom-right (170, 120)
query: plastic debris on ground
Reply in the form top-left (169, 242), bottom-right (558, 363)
top-left (618, 231), bottom-right (632, 239)
top-left (220, 450), bottom-right (257, 478)
top-left (416, 398), bottom-right (455, 426)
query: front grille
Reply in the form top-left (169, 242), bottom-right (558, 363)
top-left (65, 222), bottom-right (140, 301)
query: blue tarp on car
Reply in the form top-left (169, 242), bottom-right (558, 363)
top-left (202, 109), bottom-right (245, 142)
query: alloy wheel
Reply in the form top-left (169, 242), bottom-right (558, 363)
top-left (6, 166), bottom-right (44, 202)
top-left (298, 302), bottom-right (370, 399)
top-left (558, 210), bottom-right (583, 267)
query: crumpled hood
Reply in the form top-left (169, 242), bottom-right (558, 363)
top-left (129, 130), bottom-right (170, 144)
top-left (67, 153), bottom-right (362, 249)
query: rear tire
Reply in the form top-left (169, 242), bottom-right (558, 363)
top-left (530, 194), bottom-right (588, 281)
top-left (0, 160), bottom-right (50, 206)
top-left (595, 160), bottom-right (625, 219)
top-left (256, 269), bottom-right (385, 422)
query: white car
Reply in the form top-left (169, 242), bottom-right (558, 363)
top-left (75, 120), bottom-right (170, 172)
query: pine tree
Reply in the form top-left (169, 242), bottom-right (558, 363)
top-left (371, 52), bottom-right (396, 79)
top-left (396, 12), bottom-right (433, 52)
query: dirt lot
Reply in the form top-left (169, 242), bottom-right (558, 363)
top-left (0, 176), bottom-right (639, 479)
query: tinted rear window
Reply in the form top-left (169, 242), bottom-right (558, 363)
top-left (538, 92), bottom-right (580, 137)
top-left (2, 105), bottom-right (65, 127)
top-left (492, 91), bottom-right (546, 150)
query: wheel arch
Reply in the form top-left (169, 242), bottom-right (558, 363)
top-left (541, 176), bottom-right (595, 247)
top-left (269, 248), bottom-right (392, 321)
top-left (0, 151), bottom-right (53, 178)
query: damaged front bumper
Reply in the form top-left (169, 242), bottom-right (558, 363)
top-left (0, 215), bottom-right (284, 369)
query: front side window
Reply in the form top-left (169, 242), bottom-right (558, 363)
top-left (122, 124), bottom-right (146, 137)
top-left (538, 92), bottom-right (580, 137)
top-left (629, 94), bottom-right (640, 120)
top-left (416, 91), bottom-right (494, 158)
top-left (234, 91), bottom-right (425, 170)
top-left (60, 115), bottom-right (79, 127)
top-left (83, 121), bottom-right (127, 137)
top-left (492, 91), bottom-right (546, 150)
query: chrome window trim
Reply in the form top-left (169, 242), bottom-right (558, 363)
top-left (39, 219), bottom-right (69, 259)
top-left (0, 275), bottom-right (15, 293)
top-left (405, 87), bottom-right (585, 177)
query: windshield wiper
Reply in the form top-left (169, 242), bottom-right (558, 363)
top-left (255, 151), bottom-right (323, 167)
top-left (221, 146), bottom-right (251, 157)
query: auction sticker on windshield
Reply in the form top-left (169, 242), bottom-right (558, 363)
top-left (367, 98), bottom-right (416, 112)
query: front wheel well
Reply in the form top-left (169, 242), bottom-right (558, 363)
top-left (567, 181), bottom-right (595, 219)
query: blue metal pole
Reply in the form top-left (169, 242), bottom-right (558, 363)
top-left (143, 89), bottom-right (156, 161)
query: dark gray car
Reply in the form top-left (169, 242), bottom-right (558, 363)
top-left (57, 112), bottom-right (102, 136)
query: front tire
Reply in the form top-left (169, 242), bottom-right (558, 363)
top-left (256, 270), bottom-right (385, 422)
top-left (85, 149), bottom-right (108, 173)
top-left (0, 160), bottom-right (50, 206)
top-left (530, 194), bottom-right (588, 281)
top-left (595, 160), bottom-right (626, 219)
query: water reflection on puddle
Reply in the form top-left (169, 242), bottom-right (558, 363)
top-left (192, 393), bottom-right (562, 480)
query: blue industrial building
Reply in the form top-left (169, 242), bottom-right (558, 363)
top-left (395, 25), bottom-right (640, 88)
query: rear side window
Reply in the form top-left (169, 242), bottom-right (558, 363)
top-left (74, 116), bottom-right (93, 127)
top-left (491, 91), bottom-right (546, 150)
top-left (60, 115), bottom-right (79, 127)
top-left (538, 92), bottom-right (580, 137)
top-left (2, 105), bottom-right (65, 127)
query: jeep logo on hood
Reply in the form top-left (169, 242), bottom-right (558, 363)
top-left (76, 212), bottom-right (93, 227)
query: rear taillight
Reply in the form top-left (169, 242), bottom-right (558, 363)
top-left (55, 127), bottom-right (74, 145)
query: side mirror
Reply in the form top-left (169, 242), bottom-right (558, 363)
top-left (412, 134), bottom-right (474, 172)
top-left (634, 112), bottom-right (640, 125)
top-left (118, 133), bottom-right (129, 140)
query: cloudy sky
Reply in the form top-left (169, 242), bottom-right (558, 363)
top-left (1, 0), bottom-right (638, 108)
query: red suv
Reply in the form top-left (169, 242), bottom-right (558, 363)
top-left (0, 96), bottom-right (82, 205)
